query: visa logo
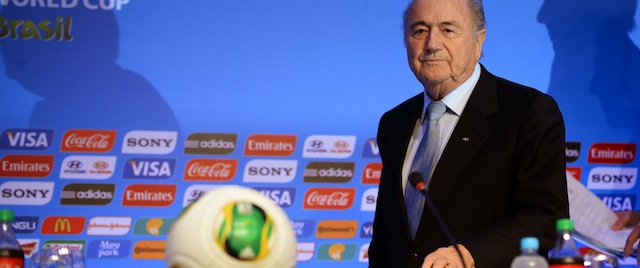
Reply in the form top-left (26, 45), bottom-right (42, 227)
top-left (123, 158), bottom-right (176, 179)
top-left (0, 129), bottom-right (53, 150)
top-left (253, 187), bottom-right (296, 208)
top-left (597, 194), bottom-right (637, 212)
top-left (362, 138), bottom-right (380, 158)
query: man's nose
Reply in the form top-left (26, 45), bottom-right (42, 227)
top-left (424, 30), bottom-right (442, 53)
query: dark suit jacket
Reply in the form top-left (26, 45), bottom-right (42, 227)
top-left (368, 65), bottom-right (569, 267)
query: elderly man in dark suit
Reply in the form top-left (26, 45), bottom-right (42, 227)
top-left (368, 0), bottom-right (570, 267)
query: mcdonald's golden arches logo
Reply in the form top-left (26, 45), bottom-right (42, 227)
top-left (41, 216), bottom-right (86, 235)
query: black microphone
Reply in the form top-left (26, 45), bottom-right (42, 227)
top-left (409, 171), bottom-right (467, 267)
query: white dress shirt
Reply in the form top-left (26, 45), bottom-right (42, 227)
top-left (402, 63), bottom-right (481, 194)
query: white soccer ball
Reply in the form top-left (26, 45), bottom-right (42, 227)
top-left (166, 186), bottom-right (297, 268)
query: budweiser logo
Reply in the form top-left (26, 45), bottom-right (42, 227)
top-left (184, 159), bottom-right (236, 181)
top-left (61, 130), bottom-right (116, 153)
top-left (304, 188), bottom-right (355, 210)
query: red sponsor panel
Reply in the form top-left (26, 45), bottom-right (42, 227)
top-left (41, 216), bottom-right (86, 235)
top-left (0, 154), bottom-right (53, 178)
top-left (362, 162), bottom-right (382, 184)
top-left (61, 129), bottom-right (116, 153)
top-left (566, 167), bottom-right (582, 181)
top-left (122, 184), bottom-right (176, 207)
top-left (303, 187), bottom-right (355, 210)
top-left (183, 159), bottom-right (237, 181)
top-left (244, 134), bottom-right (297, 157)
top-left (587, 143), bottom-right (636, 164)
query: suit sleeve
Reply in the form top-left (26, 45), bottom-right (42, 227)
top-left (462, 93), bottom-right (570, 266)
top-left (368, 112), bottom-right (392, 268)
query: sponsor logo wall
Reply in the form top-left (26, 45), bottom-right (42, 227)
top-left (2, 128), bottom-right (381, 266)
top-left (1, 1), bottom-right (639, 267)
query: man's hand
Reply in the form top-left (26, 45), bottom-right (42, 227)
top-left (421, 244), bottom-right (475, 268)
top-left (611, 211), bottom-right (640, 265)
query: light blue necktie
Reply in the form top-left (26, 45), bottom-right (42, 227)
top-left (405, 101), bottom-right (446, 238)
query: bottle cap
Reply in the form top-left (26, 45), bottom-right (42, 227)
top-left (556, 218), bottom-right (574, 231)
top-left (0, 209), bottom-right (14, 222)
top-left (521, 237), bottom-right (539, 250)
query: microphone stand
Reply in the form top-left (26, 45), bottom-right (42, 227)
top-left (409, 171), bottom-right (467, 268)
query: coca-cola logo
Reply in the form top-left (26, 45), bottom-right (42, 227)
top-left (303, 188), bottom-right (355, 210)
top-left (61, 130), bottom-right (116, 153)
top-left (184, 159), bottom-right (237, 181)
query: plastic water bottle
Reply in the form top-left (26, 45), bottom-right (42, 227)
top-left (511, 237), bottom-right (549, 268)
top-left (548, 218), bottom-right (584, 268)
top-left (0, 209), bottom-right (25, 268)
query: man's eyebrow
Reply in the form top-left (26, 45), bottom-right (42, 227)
top-left (409, 20), bottom-right (462, 30)
top-left (440, 21), bottom-right (462, 28)
top-left (409, 21), bottom-right (428, 30)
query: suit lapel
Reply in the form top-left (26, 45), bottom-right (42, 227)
top-left (384, 94), bottom-right (424, 243)
top-left (413, 65), bottom-right (500, 245)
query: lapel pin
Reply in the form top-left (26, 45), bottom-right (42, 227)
top-left (462, 137), bottom-right (470, 142)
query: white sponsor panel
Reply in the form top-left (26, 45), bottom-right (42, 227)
top-left (358, 243), bottom-right (370, 262)
top-left (360, 188), bottom-right (378, 211)
top-left (87, 216), bottom-right (132, 236)
top-left (60, 155), bottom-right (116, 179)
top-left (0, 181), bottom-right (54, 205)
top-left (587, 167), bottom-right (637, 190)
top-left (18, 238), bottom-right (40, 258)
top-left (182, 184), bottom-right (224, 207)
top-left (121, 130), bottom-right (178, 155)
top-left (297, 242), bottom-right (315, 262)
top-left (302, 135), bottom-right (356, 159)
top-left (243, 159), bottom-right (297, 183)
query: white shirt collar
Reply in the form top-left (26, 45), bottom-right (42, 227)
top-left (422, 62), bottom-right (481, 122)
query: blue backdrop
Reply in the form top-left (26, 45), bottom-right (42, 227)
top-left (0, 0), bottom-right (638, 267)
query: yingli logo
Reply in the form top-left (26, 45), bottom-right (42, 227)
top-left (303, 188), bottom-right (355, 210)
top-left (122, 184), bottom-right (176, 207)
top-left (243, 134), bottom-right (297, 157)
top-left (41, 216), bottom-right (85, 235)
top-left (588, 143), bottom-right (636, 164)
top-left (0, 154), bottom-right (53, 178)
top-left (183, 159), bottom-right (237, 181)
top-left (61, 130), bottom-right (116, 153)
